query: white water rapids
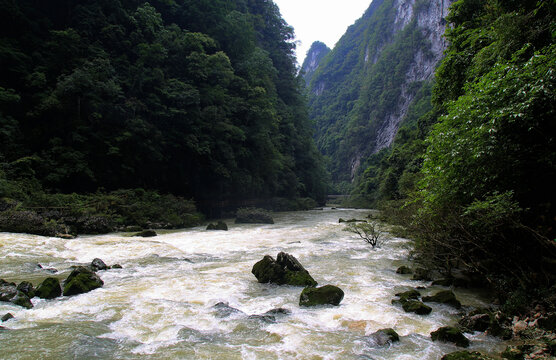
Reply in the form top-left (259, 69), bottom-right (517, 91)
top-left (0, 209), bottom-right (506, 359)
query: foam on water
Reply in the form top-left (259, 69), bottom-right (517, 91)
top-left (0, 209), bottom-right (506, 359)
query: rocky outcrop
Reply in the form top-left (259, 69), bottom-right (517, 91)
top-left (252, 252), bottom-right (317, 287)
top-left (299, 285), bottom-right (344, 307)
top-left (431, 326), bottom-right (470, 347)
top-left (63, 266), bottom-right (104, 296)
top-left (301, 41), bottom-right (331, 85)
top-left (36, 277), bottom-right (62, 299)
top-left (396, 266), bottom-right (413, 274)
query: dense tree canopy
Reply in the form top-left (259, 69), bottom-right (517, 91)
top-left (0, 0), bottom-right (327, 212)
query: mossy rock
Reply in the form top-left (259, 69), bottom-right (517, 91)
top-left (299, 285), bottom-right (344, 307)
top-left (133, 229), bottom-right (157, 237)
top-left (0, 282), bottom-right (33, 308)
top-left (396, 266), bottom-right (413, 274)
top-left (367, 328), bottom-right (400, 346)
top-left (17, 281), bottom-right (35, 298)
top-left (251, 252), bottom-right (317, 287)
top-left (63, 266), bottom-right (104, 296)
top-left (441, 351), bottom-right (494, 360)
top-left (36, 277), bottom-right (61, 299)
top-left (12, 292), bottom-right (33, 309)
top-left (431, 326), bottom-right (470, 347)
top-left (501, 345), bottom-right (524, 360)
top-left (235, 208), bottom-right (274, 224)
top-left (1, 313), bottom-right (14, 322)
top-left (402, 300), bottom-right (432, 315)
top-left (395, 289), bottom-right (421, 303)
top-left (423, 290), bottom-right (462, 309)
top-left (206, 221), bottom-right (228, 231)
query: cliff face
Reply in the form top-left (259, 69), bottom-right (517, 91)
top-left (301, 41), bottom-right (331, 86)
top-left (307, 0), bottom-right (452, 184)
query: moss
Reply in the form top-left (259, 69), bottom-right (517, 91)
top-left (431, 326), bottom-right (470, 347)
top-left (63, 266), bottom-right (103, 296)
top-left (395, 289), bottom-right (421, 302)
top-left (284, 270), bottom-right (317, 287)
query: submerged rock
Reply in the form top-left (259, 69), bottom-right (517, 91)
top-left (206, 221), bottom-right (228, 231)
top-left (247, 314), bottom-right (276, 323)
top-left (263, 308), bottom-right (292, 316)
top-left (91, 258), bottom-right (108, 271)
top-left (395, 289), bottom-right (421, 303)
top-left (431, 326), bottom-right (470, 347)
top-left (252, 252), bottom-right (317, 287)
top-left (110, 264), bottom-right (123, 269)
top-left (63, 266), bottom-right (104, 296)
top-left (423, 290), bottom-right (462, 309)
top-left (366, 328), bottom-right (400, 346)
top-left (299, 285), bottom-right (344, 307)
top-left (441, 351), bottom-right (494, 360)
top-left (36, 277), bottom-right (62, 299)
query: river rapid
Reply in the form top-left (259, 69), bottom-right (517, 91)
top-left (1, 208), bottom-right (506, 359)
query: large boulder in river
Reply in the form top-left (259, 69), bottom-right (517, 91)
top-left (17, 281), bottom-right (35, 298)
top-left (402, 300), bottom-right (432, 315)
top-left (299, 285), bottom-right (344, 307)
top-left (431, 326), bottom-right (470, 347)
top-left (423, 290), bottom-right (462, 309)
top-left (63, 266), bottom-right (104, 296)
top-left (0, 280), bottom-right (33, 309)
top-left (252, 252), bottom-right (317, 287)
top-left (36, 277), bottom-right (61, 299)
top-left (235, 208), bottom-right (274, 224)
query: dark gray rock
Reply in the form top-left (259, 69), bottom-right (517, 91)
top-left (212, 302), bottom-right (245, 318)
top-left (110, 264), bottom-right (123, 269)
top-left (396, 266), bottom-right (413, 274)
top-left (1, 313), bottom-right (14, 322)
top-left (17, 281), bottom-right (35, 298)
top-left (133, 229), bottom-right (157, 237)
top-left (0, 281), bottom-right (33, 308)
top-left (299, 285), bottom-right (344, 307)
top-left (252, 252), bottom-right (317, 287)
top-left (91, 258), bottom-right (108, 271)
top-left (366, 328), bottom-right (400, 346)
top-left (402, 300), bottom-right (432, 315)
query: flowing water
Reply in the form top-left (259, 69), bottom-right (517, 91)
top-left (0, 209), bottom-right (506, 359)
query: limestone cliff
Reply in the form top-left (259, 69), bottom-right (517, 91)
top-left (301, 41), bottom-right (330, 86)
top-left (307, 0), bottom-right (452, 184)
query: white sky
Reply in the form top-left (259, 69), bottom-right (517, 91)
top-left (273, 0), bottom-right (373, 65)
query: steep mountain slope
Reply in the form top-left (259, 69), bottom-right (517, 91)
top-left (307, 0), bottom-right (451, 188)
top-left (0, 0), bottom-right (327, 211)
top-left (301, 41), bottom-right (330, 85)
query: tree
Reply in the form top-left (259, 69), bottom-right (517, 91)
top-left (344, 221), bottom-right (385, 247)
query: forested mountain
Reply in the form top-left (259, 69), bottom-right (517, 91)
top-left (300, 41), bottom-right (330, 86)
top-left (0, 0), bottom-right (327, 213)
top-left (353, 0), bottom-right (556, 299)
top-left (306, 0), bottom-right (451, 191)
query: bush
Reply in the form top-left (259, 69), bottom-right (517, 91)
top-left (344, 221), bottom-right (385, 247)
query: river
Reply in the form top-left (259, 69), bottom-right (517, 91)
top-left (0, 208), bottom-right (506, 359)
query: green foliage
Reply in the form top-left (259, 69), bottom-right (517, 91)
top-left (0, 0), bottom-right (327, 214)
top-left (308, 0), bottom-right (437, 186)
